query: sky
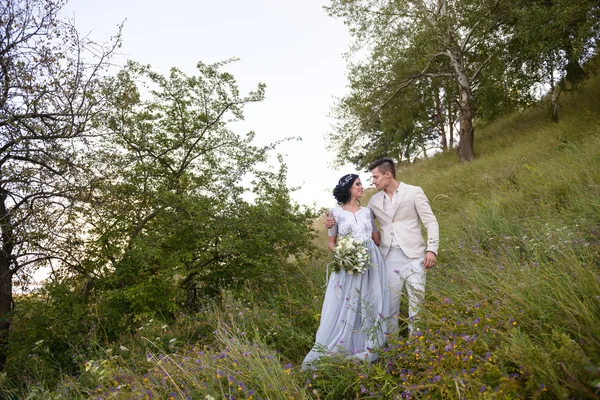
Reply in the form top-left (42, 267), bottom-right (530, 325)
top-left (61, 0), bottom-right (371, 209)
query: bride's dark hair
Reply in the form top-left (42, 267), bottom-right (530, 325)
top-left (333, 174), bottom-right (359, 205)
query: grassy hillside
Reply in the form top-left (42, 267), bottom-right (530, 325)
top-left (305, 74), bottom-right (600, 398)
top-left (3, 75), bottom-right (600, 398)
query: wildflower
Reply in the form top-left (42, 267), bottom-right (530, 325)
top-left (472, 318), bottom-right (480, 327)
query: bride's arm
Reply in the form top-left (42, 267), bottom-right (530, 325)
top-left (328, 236), bottom-right (337, 252)
top-left (327, 208), bottom-right (338, 252)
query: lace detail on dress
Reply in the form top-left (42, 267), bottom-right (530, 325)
top-left (330, 207), bottom-right (374, 243)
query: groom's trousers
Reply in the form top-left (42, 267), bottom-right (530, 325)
top-left (385, 247), bottom-right (426, 337)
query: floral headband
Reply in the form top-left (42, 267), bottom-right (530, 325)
top-left (338, 174), bottom-right (359, 190)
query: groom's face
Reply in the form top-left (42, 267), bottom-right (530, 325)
top-left (371, 167), bottom-right (390, 191)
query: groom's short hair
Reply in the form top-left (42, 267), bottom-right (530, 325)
top-left (368, 157), bottom-right (396, 178)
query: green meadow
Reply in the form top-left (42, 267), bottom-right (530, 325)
top-left (3, 70), bottom-right (600, 400)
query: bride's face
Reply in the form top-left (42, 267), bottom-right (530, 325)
top-left (349, 178), bottom-right (364, 200)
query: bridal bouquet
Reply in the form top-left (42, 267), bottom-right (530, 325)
top-left (330, 235), bottom-right (372, 274)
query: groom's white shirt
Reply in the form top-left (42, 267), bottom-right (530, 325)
top-left (367, 182), bottom-right (439, 259)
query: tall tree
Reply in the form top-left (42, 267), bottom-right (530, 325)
top-left (328, 55), bottom-right (451, 169)
top-left (56, 61), bottom-right (319, 335)
top-left (326, 0), bottom-right (520, 163)
top-left (506, 0), bottom-right (600, 122)
top-left (0, 0), bottom-right (120, 369)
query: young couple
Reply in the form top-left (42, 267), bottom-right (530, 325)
top-left (302, 157), bottom-right (439, 369)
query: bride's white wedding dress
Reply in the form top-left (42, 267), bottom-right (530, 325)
top-left (302, 206), bottom-right (389, 369)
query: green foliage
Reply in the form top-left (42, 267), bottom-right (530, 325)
top-left (48, 60), bottom-right (322, 338)
top-left (506, 0), bottom-right (600, 87)
top-left (4, 30), bottom-right (600, 400)
top-left (326, 0), bottom-right (600, 165)
top-left (0, 0), bottom-right (121, 368)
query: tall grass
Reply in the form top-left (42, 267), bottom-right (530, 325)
top-left (2, 73), bottom-right (600, 399)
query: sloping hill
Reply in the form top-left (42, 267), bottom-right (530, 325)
top-left (6, 71), bottom-right (599, 400)
top-left (310, 68), bottom-right (600, 398)
top-left (339, 69), bottom-right (600, 398)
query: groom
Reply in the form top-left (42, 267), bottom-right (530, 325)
top-left (326, 157), bottom-right (439, 337)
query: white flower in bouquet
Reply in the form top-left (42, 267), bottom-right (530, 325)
top-left (330, 235), bottom-right (372, 274)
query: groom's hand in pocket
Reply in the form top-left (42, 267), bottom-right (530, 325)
top-left (424, 251), bottom-right (437, 270)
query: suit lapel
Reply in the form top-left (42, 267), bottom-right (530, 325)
top-left (392, 182), bottom-right (408, 217)
top-left (369, 192), bottom-right (387, 221)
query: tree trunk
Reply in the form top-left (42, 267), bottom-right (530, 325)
top-left (0, 193), bottom-right (15, 370)
top-left (435, 88), bottom-right (448, 150)
top-left (454, 74), bottom-right (475, 161)
top-left (457, 84), bottom-right (475, 162)
top-left (549, 60), bottom-right (559, 123)
top-left (0, 255), bottom-right (11, 370)
top-left (448, 93), bottom-right (454, 149)
top-left (447, 50), bottom-right (475, 162)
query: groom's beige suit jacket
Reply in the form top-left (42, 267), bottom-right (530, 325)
top-left (367, 182), bottom-right (439, 260)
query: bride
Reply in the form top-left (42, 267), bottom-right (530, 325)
top-left (302, 174), bottom-right (389, 369)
